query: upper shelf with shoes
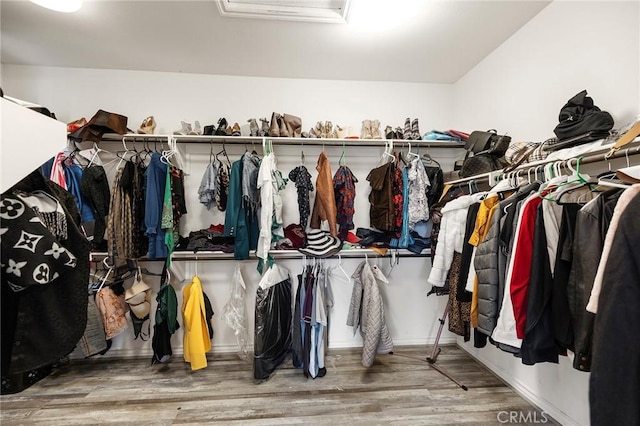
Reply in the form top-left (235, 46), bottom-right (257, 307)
top-left (97, 133), bottom-right (468, 148)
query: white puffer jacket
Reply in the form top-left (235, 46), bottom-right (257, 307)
top-left (427, 193), bottom-right (484, 288)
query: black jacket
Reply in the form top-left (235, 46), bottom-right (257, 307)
top-left (590, 190), bottom-right (640, 426)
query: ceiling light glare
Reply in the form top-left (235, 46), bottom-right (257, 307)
top-left (348, 0), bottom-right (422, 32)
top-left (30, 0), bottom-right (83, 13)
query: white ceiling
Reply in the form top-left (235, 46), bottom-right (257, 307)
top-left (1, 0), bottom-right (551, 84)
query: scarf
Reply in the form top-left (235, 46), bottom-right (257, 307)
top-left (288, 165), bottom-right (314, 229)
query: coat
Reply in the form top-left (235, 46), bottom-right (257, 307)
top-left (367, 162), bottom-right (394, 232)
top-left (310, 152), bottom-right (338, 237)
top-left (347, 261), bottom-right (393, 367)
top-left (182, 276), bottom-right (211, 370)
top-left (224, 159), bottom-right (259, 260)
top-left (590, 189), bottom-right (640, 426)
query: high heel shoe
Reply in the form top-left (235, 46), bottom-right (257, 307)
top-left (226, 125), bottom-right (233, 136)
top-left (247, 118), bottom-right (259, 137)
top-left (325, 121), bottom-right (336, 139)
top-left (232, 122), bottom-right (241, 136)
top-left (336, 125), bottom-right (347, 139)
top-left (361, 119), bottom-right (372, 139)
top-left (215, 118), bottom-right (228, 136)
top-left (371, 119), bottom-right (382, 139)
top-left (188, 120), bottom-right (202, 135)
top-left (137, 116), bottom-right (157, 134)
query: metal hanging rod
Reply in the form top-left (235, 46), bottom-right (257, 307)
top-left (445, 138), bottom-right (640, 186)
top-left (89, 248), bottom-right (431, 262)
top-left (99, 133), bottom-right (466, 149)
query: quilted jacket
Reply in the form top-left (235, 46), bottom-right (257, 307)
top-left (347, 261), bottom-right (393, 367)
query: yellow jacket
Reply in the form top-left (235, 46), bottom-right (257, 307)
top-left (182, 276), bottom-right (211, 370)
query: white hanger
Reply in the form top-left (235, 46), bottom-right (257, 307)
top-left (116, 137), bottom-right (132, 169)
top-left (332, 254), bottom-right (351, 284)
top-left (406, 141), bottom-right (420, 160)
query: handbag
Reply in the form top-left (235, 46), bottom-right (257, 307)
top-left (459, 152), bottom-right (507, 178)
top-left (466, 129), bottom-right (511, 156)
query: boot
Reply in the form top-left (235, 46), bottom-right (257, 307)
top-left (395, 127), bottom-right (404, 140)
top-left (384, 125), bottom-right (394, 140)
top-left (188, 120), bottom-right (202, 135)
top-left (411, 118), bottom-right (421, 140)
top-left (269, 112), bottom-right (281, 137)
top-left (284, 113), bottom-right (302, 138)
top-left (173, 121), bottom-right (192, 135)
top-left (403, 118), bottom-right (412, 140)
top-left (371, 120), bottom-right (382, 139)
top-left (259, 118), bottom-right (269, 136)
top-left (278, 114), bottom-right (290, 137)
top-left (248, 118), bottom-right (259, 137)
top-left (361, 119), bottom-right (372, 139)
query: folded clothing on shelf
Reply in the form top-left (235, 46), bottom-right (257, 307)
top-left (174, 229), bottom-right (234, 253)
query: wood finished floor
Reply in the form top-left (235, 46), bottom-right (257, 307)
top-left (0, 345), bottom-right (557, 426)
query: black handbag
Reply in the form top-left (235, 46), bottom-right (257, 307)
top-left (459, 152), bottom-right (507, 178)
top-left (465, 129), bottom-right (511, 156)
top-left (553, 90), bottom-right (614, 143)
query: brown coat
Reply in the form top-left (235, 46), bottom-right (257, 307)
top-left (310, 152), bottom-right (338, 237)
top-left (367, 162), bottom-right (394, 232)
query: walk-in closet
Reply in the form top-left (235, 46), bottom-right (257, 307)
top-left (1, 1), bottom-right (639, 425)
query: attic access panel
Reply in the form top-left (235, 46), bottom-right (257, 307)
top-left (215, 0), bottom-right (351, 23)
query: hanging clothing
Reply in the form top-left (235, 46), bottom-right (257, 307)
top-left (64, 162), bottom-right (95, 224)
top-left (333, 165), bottom-right (358, 241)
top-left (391, 160), bottom-right (403, 237)
top-left (1, 171), bottom-right (89, 383)
top-left (347, 261), bottom-right (394, 368)
top-left (367, 162), bottom-right (395, 233)
top-left (225, 159), bottom-right (259, 260)
top-left (427, 193), bottom-right (484, 289)
top-left (152, 272), bottom-right (179, 365)
top-left (145, 153), bottom-right (168, 259)
top-left (182, 275), bottom-right (211, 371)
top-left (106, 167), bottom-right (133, 267)
top-left (198, 161), bottom-right (218, 209)
top-left (49, 152), bottom-right (67, 190)
top-left (289, 165), bottom-right (314, 229)
top-left (254, 265), bottom-right (292, 380)
top-left (80, 165), bottom-right (110, 249)
top-left (310, 152), bottom-right (338, 237)
top-left (257, 152), bottom-right (275, 264)
top-left (221, 264), bottom-right (249, 361)
top-left (216, 157), bottom-right (230, 212)
top-left (241, 151), bottom-right (261, 214)
top-left (131, 159), bottom-right (148, 259)
top-left (590, 189), bottom-right (640, 426)
top-left (390, 167), bottom-right (413, 249)
top-left (407, 156), bottom-right (431, 230)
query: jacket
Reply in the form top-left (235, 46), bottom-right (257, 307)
top-left (144, 153), bottom-right (168, 259)
top-left (428, 194), bottom-right (484, 288)
top-left (182, 276), bottom-right (211, 370)
top-left (224, 159), bottom-right (259, 260)
top-left (1, 171), bottom-right (90, 376)
top-left (590, 190), bottom-right (640, 426)
top-left (568, 189), bottom-right (621, 371)
top-left (310, 152), bottom-right (338, 237)
top-left (347, 261), bottom-right (393, 367)
top-left (367, 162), bottom-right (394, 232)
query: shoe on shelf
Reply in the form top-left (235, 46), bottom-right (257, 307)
top-left (173, 121), bottom-right (192, 135)
top-left (137, 116), bottom-right (156, 134)
top-left (315, 121), bottom-right (325, 138)
top-left (232, 122), bottom-right (241, 136)
top-left (301, 131), bottom-right (309, 138)
top-left (248, 118), bottom-right (259, 137)
top-left (269, 112), bottom-right (281, 137)
top-left (283, 113), bottom-right (302, 138)
top-left (259, 117), bottom-right (270, 136)
top-left (370, 120), bottom-right (382, 139)
top-left (203, 124), bottom-right (215, 135)
top-left (361, 119), bottom-right (373, 139)
top-left (278, 115), bottom-right (291, 137)
top-left (411, 118), bottom-right (420, 140)
top-left (336, 125), bottom-right (347, 139)
top-left (225, 125), bottom-right (233, 136)
top-left (215, 118), bottom-right (228, 136)
top-left (324, 121), bottom-right (334, 139)
top-left (384, 125), bottom-right (394, 140)
top-left (67, 117), bottom-right (87, 133)
top-left (395, 127), bottom-right (404, 140)
top-left (403, 118), bottom-right (412, 140)
top-left (189, 120), bottom-right (202, 135)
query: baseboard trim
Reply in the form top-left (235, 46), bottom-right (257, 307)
top-left (457, 342), bottom-right (579, 426)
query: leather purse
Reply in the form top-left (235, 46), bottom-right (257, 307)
top-left (466, 129), bottom-right (511, 156)
top-left (459, 152), bottom-right (507, 178)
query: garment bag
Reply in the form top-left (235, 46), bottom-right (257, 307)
top-left (254, 264), bottom-right (292, 380)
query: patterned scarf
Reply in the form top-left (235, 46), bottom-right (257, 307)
top-left (288, 165), bottom-right (314, 229)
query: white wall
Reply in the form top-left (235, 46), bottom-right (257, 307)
top-left (453, 2), bottom-right (640, 426)
top-left (453, 1), bottom-right (640, 142)
top-left (0, 65), bottom-right (460, 358)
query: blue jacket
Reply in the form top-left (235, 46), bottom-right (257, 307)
top-left (145, 153), bottom-right (167, 259)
